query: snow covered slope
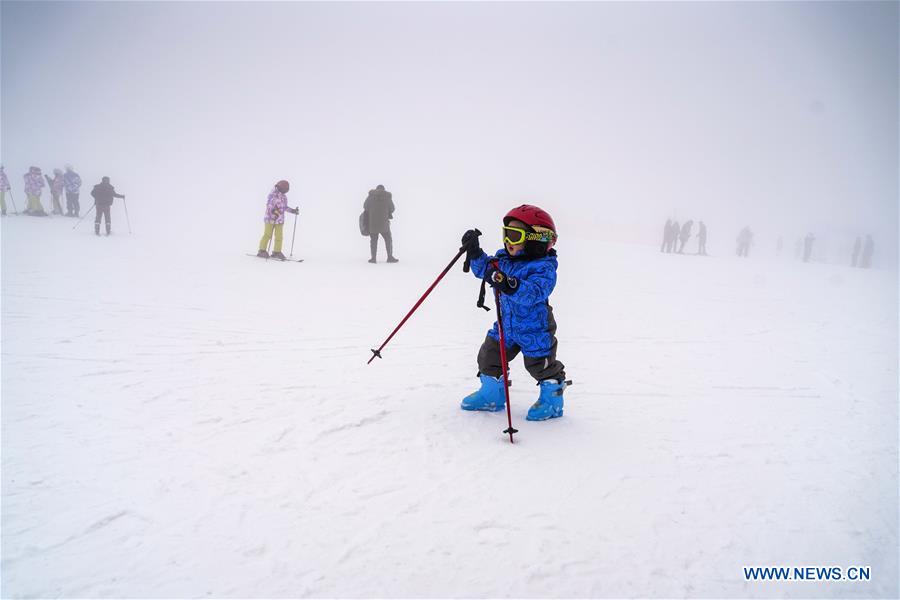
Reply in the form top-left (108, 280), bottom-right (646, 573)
top-left (2, 215), bottom-right (897, 598)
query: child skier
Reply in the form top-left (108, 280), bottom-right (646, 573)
top-left (459, 204), bottom-right (568, 421)
top-left (257, 180), bottom-right (299, 260)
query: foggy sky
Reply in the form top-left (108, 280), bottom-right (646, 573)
top-left (2, 1), bottom-right (897, 264)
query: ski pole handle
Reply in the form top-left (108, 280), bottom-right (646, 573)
top-left (461, 228), bottom-right (482, 273)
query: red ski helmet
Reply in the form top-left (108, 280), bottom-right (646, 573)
top-left (504, 204), bottom-right (556, 234)
top-left (276, 180), bottom-right (290, 193)
top-left (504, 204), bottom-right (557, 256)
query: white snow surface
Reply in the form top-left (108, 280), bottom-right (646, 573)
top-left (1, 216), bottom-right (897, 598)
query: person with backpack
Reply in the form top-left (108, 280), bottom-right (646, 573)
top-left (363, 184), bottom-right (398, 263)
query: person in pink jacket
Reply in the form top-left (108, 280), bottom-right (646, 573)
top-left (256, 180), bottom-right (299, 260)
top-left (45, 168), bottom-right (65, 215)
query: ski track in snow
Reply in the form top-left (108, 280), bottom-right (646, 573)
top-left (1, 218), bottom-right (898, 597)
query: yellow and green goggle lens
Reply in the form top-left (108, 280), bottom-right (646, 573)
top-left (503, 225), bottom-right (555, 245)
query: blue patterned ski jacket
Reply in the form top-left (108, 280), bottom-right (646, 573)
top-left (469, 248), bottom-right (559, 357)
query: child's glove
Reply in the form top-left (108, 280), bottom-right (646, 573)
top-left (460, 229), bottom-right (483, 260)
top-left (289, 207), bottom-right (299, 215)
top-left (485, 265), bottom-right (519, 295)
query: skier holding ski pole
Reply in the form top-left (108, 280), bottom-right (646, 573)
top-left (460, 205), bottom-right (570, 423)
top-left (90, 177), bottom-right (125, 236)
top-left (256, 180), bottom-right (298, 260)
top-left (366, 233), bottom-right (479, 364)
top-left (289, 207), bottom-right (299, 257)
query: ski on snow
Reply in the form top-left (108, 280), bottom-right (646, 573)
top-left (246, 253), bottom-right (304, 263)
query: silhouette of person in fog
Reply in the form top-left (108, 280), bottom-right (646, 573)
top-left (861, 235), bottom-right (874, 268)
top-left (851, 236), bottom-right (861, 267)
top-left (736, 227), bottom-right (753, 257)
top-left (678, 220), bottom-right (693, 254)
top-left (661, 219), bottom-right (672, 252)
top-left (90, 176), bottom-right (125, 236)
top-left (363, 184), bottom-right (398, 263)
top-left (697, 221), bottom-right (707, 255)
top-left (803, 233), bottom-right (815, 263)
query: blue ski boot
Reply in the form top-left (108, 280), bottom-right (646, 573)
top-left (461, 374), bottom-right (506, 412)
top-left (526, 379), bottom-right (566, 421)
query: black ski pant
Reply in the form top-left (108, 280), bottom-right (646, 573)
top-left (476, 334), bottom-right (566, 383)
top-left (369, 230), bottom-right (393, 260)
top-left (66, 191), bottom-right (80, 216)
top-left (95, 204), bottom-right (111, 234)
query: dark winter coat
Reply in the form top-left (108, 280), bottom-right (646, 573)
top-left (91, 181), bottom-right (124, 207)
top-left (469, 249), bottom-right (559, 357)
top-left (363, 188), bottom-right (394, 235)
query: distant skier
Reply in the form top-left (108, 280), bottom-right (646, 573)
top-left (90, 176), bottom-right (125, 236)
top-left (23, 166), bottom-right (47, 216)
top-left (459, 204), bottom-right (568, 421)
top-left (256, 180), bottom-right (298, 259)
top-left (697, 221), bottom-right (708, 255)
top-left (0, 166), bottom-right (9, 215)
top-left (660, 219), bottom-right (672, 252)
top-left (851, 236), bottom-right (861, 267)
top-left (64, 164), bottom-right (82, 217)
top-left (669, 220), bottom-right (680, 253)
top-left (803, 233), bottom-right (815, 263)
top-left (678, 220), bottom-right (693, 253)
top-left (736, 226), bottom-right (753, 257)
top-left (363, 184), bottom-right (398, 263)
top-left (861, 235), bottom-right (875, 269)
top-left (45, 168), bottom-right (65, 215)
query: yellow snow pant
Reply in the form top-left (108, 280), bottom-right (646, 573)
top-left (27, 194), bottom-right (45, 213)
top-left (0, 191), bottom-right (6, 214)
top-left (259, 222), bottom-right (284, 253)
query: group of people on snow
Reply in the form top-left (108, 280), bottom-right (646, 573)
top-left (1, 165), bottom-right (126, 236)
top-left (254, 179), bottom-right (567, 421)
top-left (788, 233), bottom-right (876, 267)
top-left (661, 218), bottom-right (708, 255)
top-left (850, 235), bottom-right (876, 268)
top-left (1, 164), bottom-right (83, 218)
top-left (255, 181), bottom-right (400, 264)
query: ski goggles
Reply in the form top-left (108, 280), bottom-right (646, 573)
top-left (503, 225), bottom-right (556, 246)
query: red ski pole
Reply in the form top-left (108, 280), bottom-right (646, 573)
top-left (491, 261), bottom-right (518, 443)
top-left (368, 232), bottom-right (480, 364)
